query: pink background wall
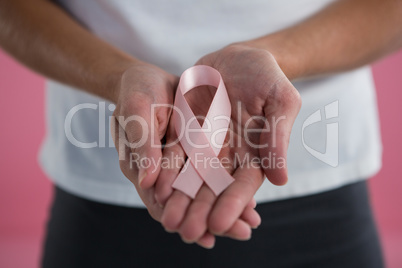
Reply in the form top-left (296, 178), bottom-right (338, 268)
top-left (0, 49), bottom-right (401, 267)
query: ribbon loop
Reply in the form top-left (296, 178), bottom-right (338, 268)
top-left (172, 65), bottom-right (234, 198)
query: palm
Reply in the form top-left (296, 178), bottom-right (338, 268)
top-left (156, 45), bottom-right (301, 244)
top-left (196, 45), bottom-right (301, 185)
top-left (113, 62), bottom-right (261, 248)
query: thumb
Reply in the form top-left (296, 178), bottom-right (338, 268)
top-left (114, 97), bottom-right (164, 189)
top-left (259, 78), bottom-right (301, 186)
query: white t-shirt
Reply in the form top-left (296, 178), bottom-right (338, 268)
top-left (39, 0), bottom-right (382, 207)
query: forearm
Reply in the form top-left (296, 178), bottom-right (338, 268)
top-left (244, 0), bottom-right (402, 80)
top-left (0, 0), bottom-right (140, 103)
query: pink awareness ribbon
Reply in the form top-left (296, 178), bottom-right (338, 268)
top-left (171, 65), bottom-right (234, 198)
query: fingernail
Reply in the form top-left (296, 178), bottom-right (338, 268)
top-left (138, 170), bottom-right (147, 187)
top-left (164, 228), bottom-right (175, 233)
top-left (246, 233), bottom-right (252, 240)
top-left (252, 221), bottom-right (261, 230)
top-left (182, 238), bottom-right (194, 244)
top-left (239, 230), bottom-right (252, 241)
top-left (202, 243), bottom-right (215, 249)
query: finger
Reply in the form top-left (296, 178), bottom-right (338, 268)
top-left (111, 118), bottom-right (163, 221)
top-left (195, 232), bottom-right (215, 249)
top-left (222, 219), bottom-right (252, 241)
top-left (116, 93), bottom-right (164, 189)
top-left (240, 206), bottom-right (261, 229)
top-left (179, 184), bottom-right (260, 242)
top-left (155, 119), bottom-right (186, 207)
top-left (210, 203), bottom-right (260, 241)
top-left (160, 190), bottom-right (191, 232)
top-left (247, 198), bottom-right (257, 209)
top-left (208, 165), bottom-right (264, 235)
top-left (260, 78), bottom-right (301, 186)
top-left (178, 185), bottom-right (215, 243)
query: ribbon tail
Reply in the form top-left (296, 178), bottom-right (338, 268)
top-left (202, 170), bottom-right (234, 196)
top-left (172, 160), bottom-right (203, 198)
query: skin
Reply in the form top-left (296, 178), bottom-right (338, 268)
top-left (111, 63), bottom-right (261, 248)
top-left (0, 0), bottom-right (260, 248)
top-left (1, 0), bottom-right (402, 249)
top-left (156, 45), bottom-right (301, 245)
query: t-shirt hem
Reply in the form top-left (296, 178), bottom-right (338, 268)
top-left (255, 152), bottom-right (382, 203)
top-left (39, 151), bottom-right (382, 208)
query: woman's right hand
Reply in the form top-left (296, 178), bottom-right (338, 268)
top-left (111, 62), bottom-right (178, 221)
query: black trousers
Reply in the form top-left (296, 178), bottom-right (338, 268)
top-left (42, 181), bottom-right (384, 268)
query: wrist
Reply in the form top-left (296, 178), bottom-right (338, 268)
top-left (106, 58), bottom-right (146, 104)
top-left (113, 60), bottom-right (177, 107)
top-left (239, 33), bottom-right (307, 80)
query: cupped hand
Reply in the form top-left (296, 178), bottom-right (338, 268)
top-left (155, 44), bottom-right (301, 246)
top-left (110, 62), bottom-right (259, 249)
top-left (111, 62), bottom-right (177, 220)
